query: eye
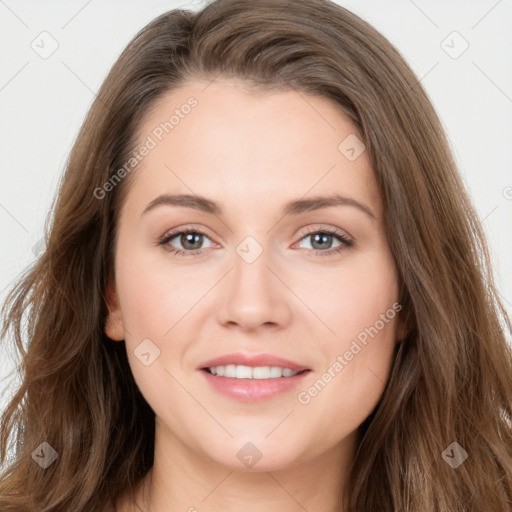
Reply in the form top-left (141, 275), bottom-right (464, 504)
top-left (295, 227), bottom-right (353, 256)
top-left (158, 227), bottom-right (215, 256)
top-left (157, 225), bottom-right (353, 258)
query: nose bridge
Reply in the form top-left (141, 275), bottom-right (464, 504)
top-left (215, 236), bottom-right (291, 330)
top-left (233, 241), bottom-right (272, 293)
top-left (230, 238), bottom-right (277, 307)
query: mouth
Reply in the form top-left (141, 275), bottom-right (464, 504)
top-left (198, 353), bottom-right (312, 402)
top-left (202, 365), bottom-right (309, 379)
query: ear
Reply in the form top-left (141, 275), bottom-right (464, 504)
top-left (104, 278), bottom-right (125, 341)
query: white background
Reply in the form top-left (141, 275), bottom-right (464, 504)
top-left (1, 0), bottom-right (511, 413)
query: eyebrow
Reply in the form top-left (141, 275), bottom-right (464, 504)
top-left (141, 193), bottom-right (376, 220)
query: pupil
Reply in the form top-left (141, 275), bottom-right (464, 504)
top-left (182, 232), bottom-right (202, 250)
top-left (178, 232), bottom-right (333, 251)
top-left (312, 233), bottom-right (332, 250)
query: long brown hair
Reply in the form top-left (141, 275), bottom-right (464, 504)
top-left (1, 0), bottom-right (511, 510)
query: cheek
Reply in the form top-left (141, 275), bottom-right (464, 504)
top-left (115, 244), bottom-right (202, 338)
top-left (114, 244), bottom-right (214, 393)
top-left (295, 249), bottom-right (399, 420)
top-left (302, 247), bottom-right (399, 345)
top-left (296, 319), bottom-right (398, 451)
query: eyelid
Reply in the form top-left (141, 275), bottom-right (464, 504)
top-left (296, 224), bottom-right (353, 242)
top-left (160, 224), bottom-right (218, 242)
top-left (157, 223), bottom-right (354, 257)
top-left (158, 224), bottom-right (353, 245)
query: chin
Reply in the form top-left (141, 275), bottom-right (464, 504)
top-left (200, 436), bottom-right (307, 472)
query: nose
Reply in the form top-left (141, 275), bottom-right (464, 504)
top-left (215, 247), bottom-right (292, 333)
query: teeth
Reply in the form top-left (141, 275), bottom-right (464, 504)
top-left (207, 365), bottom-right (300, 379)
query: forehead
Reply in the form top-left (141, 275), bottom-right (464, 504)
top-left (124, 79), bottom-right (381, 220)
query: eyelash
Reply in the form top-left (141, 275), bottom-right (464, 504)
top-left (157, 225), bottom-right (353, 258)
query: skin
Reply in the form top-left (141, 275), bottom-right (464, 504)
top-left (105, 78), bottom-right (406, 512)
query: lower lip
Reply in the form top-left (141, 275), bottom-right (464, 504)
top-left (200, 369), bottom-right (311, 402)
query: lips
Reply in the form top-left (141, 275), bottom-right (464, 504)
top-left (198, 352), bottom-right (310, 372)
top-left (197, 352), bottom-right (312, 402)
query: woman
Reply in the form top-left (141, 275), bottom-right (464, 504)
top-left (1, 0), bottom-right (511, 510)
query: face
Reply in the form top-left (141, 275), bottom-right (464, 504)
top-left (105, 78), bottom-right (405, 471)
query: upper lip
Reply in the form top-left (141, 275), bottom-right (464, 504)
top-left (198, 352), bottom-right (310, 372)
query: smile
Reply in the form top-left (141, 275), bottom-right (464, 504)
top-left (205, 364), bottom-right (303, 379)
